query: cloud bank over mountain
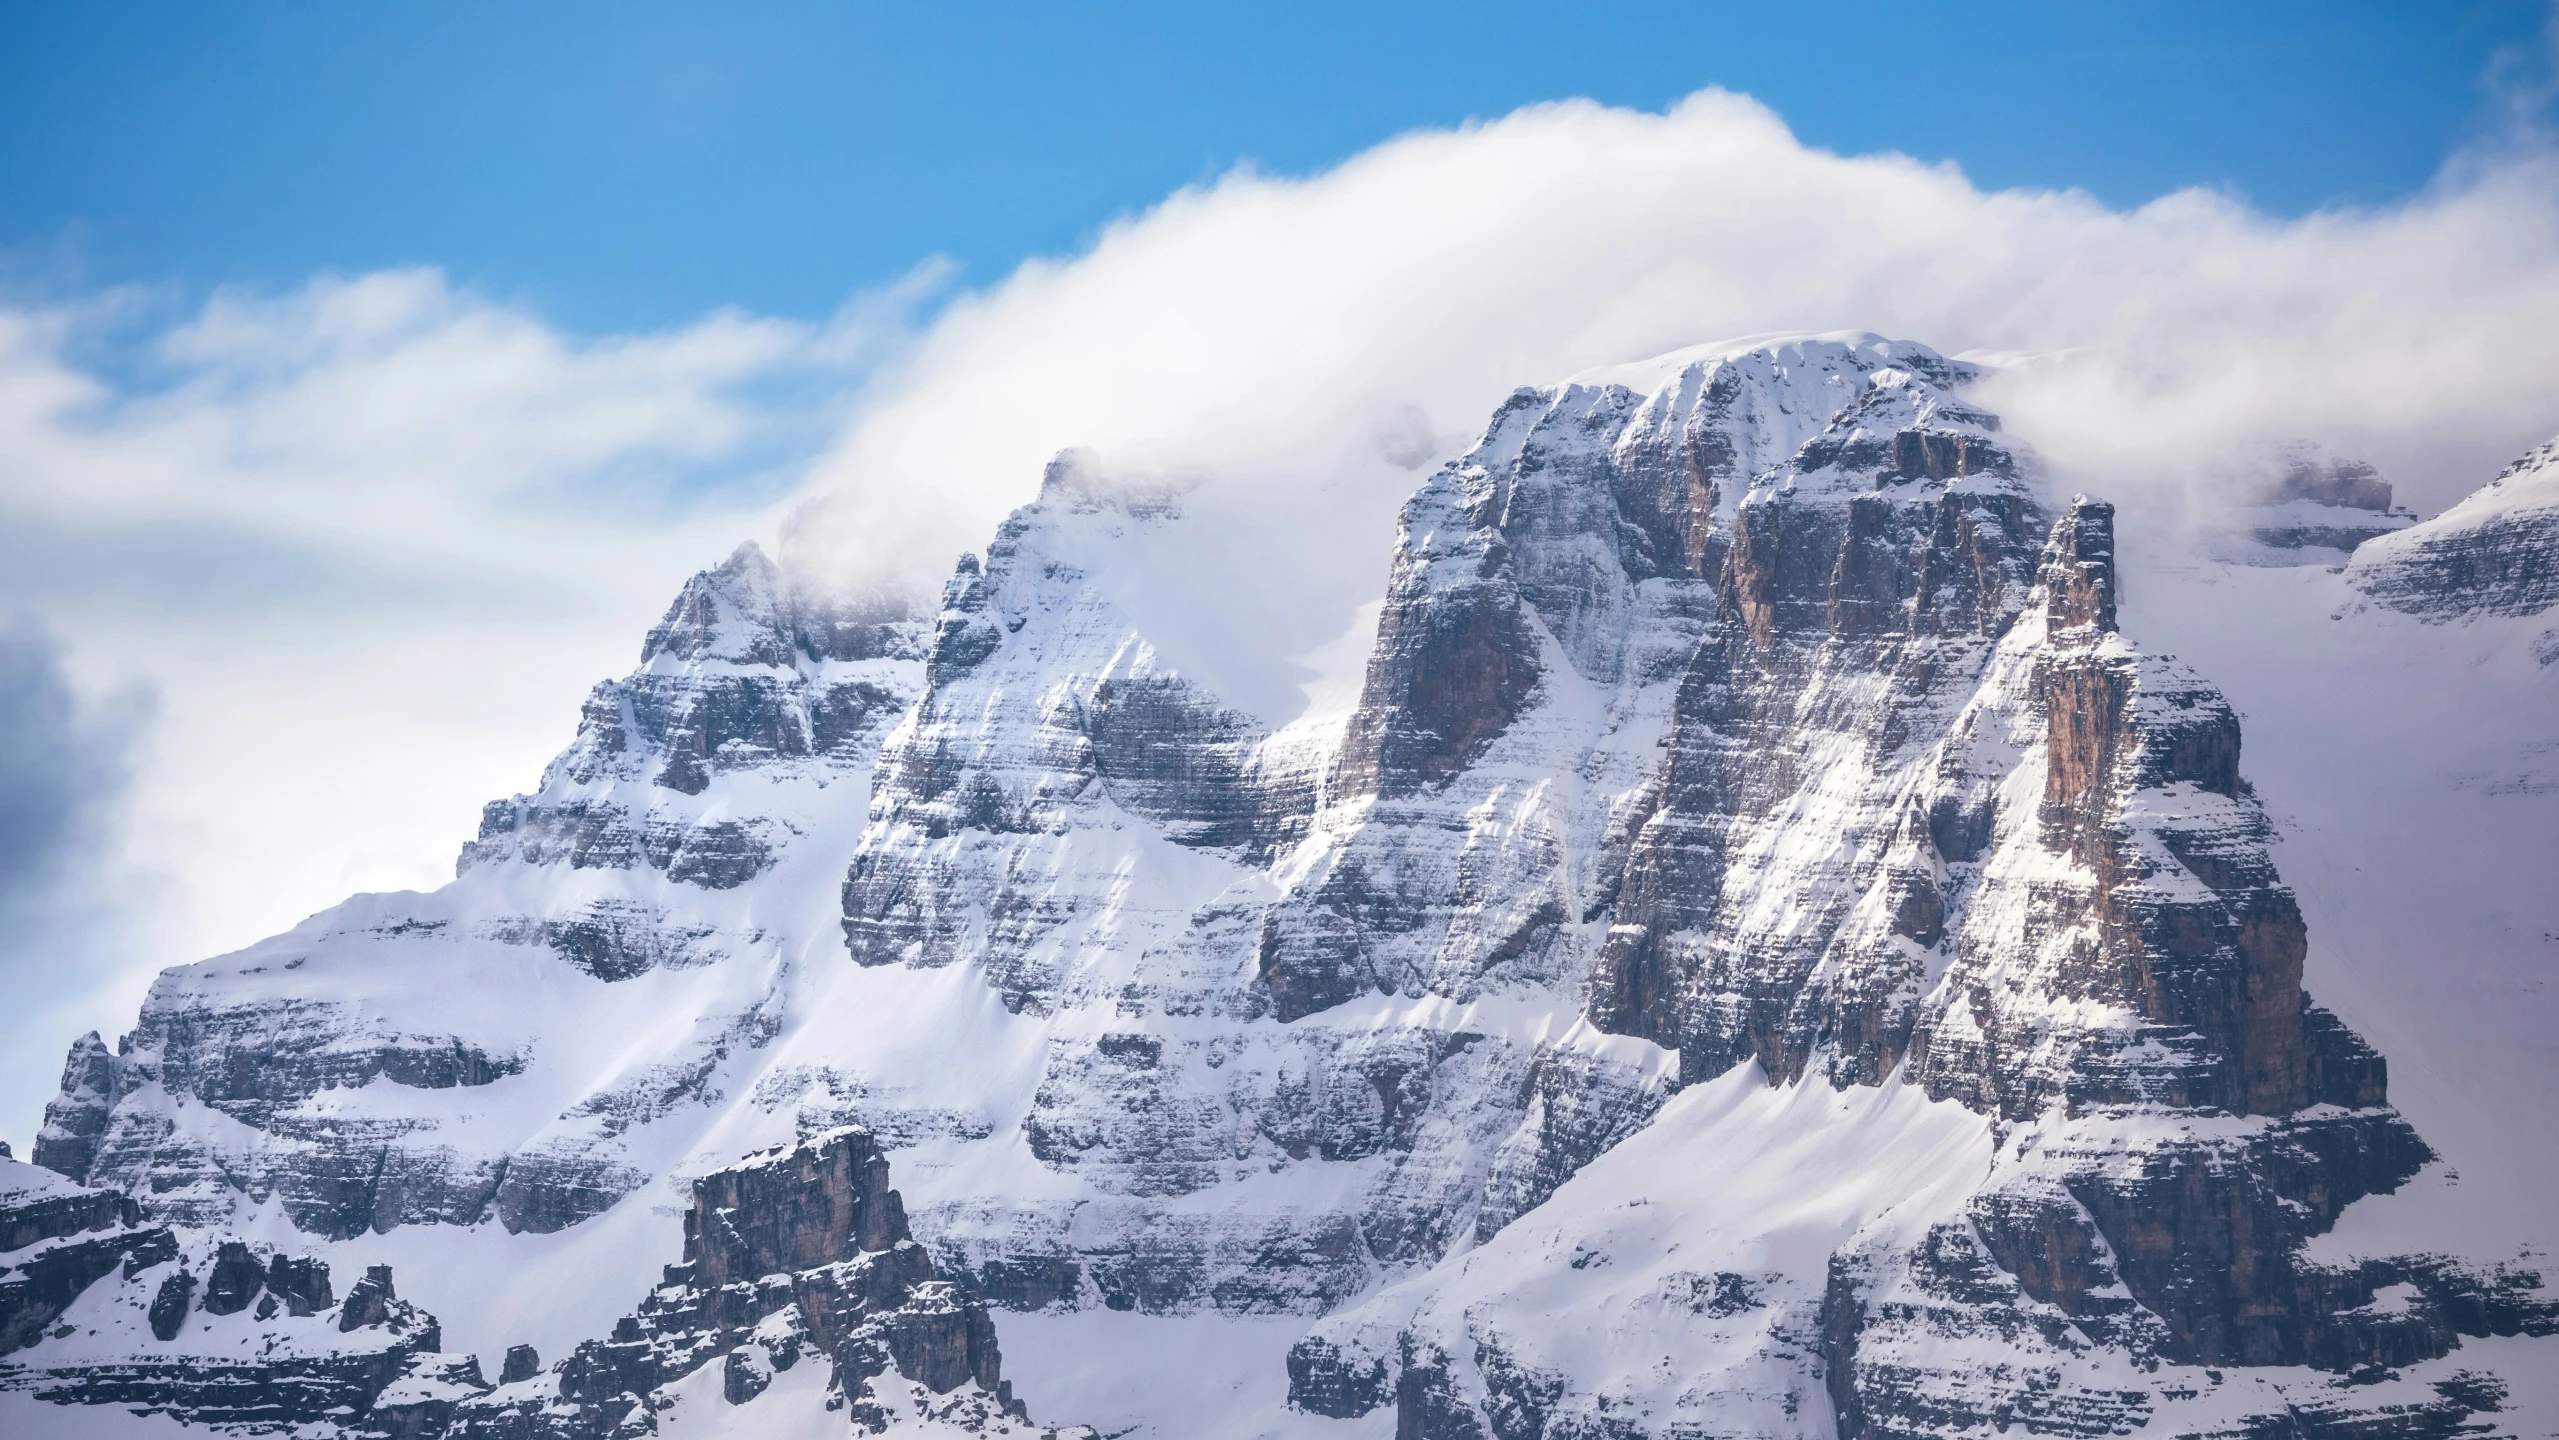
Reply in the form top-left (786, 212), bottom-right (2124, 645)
top-left (788, 87), bottom-right (2559, 602)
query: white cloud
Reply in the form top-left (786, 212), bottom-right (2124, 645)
top-left (785, 88), bottom-right (2559, 681)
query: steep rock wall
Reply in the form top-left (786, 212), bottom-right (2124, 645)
top-left (1293, 491), bottom-right (2532, 1439)
top-left (32, 546), bottom-right (927, 1240)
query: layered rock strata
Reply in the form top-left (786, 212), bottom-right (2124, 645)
top-left (843, 340), bottom-right (1961, 1311)
top-left (6, 1135), bottom-right (1070, 1439)
top-left (2350, 434), bottom-right (2559, 621)
top-left (462, 544), bottom-right (917, 886)
top-left (1288, 486), bottom-right (2550, 1438)
top-left (17, 333), bottom-right (2558, 1439)
top-left (1, 1156), bottom-right (165, 1358)
top-left (2, 1155), bottom-right (460, 1432)
top-left (31, 544), bottom-right (927, 1239)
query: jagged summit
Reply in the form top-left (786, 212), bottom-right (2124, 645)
top-left (28, 544), bottom-right (932, 1251)
top-left (1562, 329), bottom-right (1955, 394)
top-left (639, 540), bottom-right (810, 669)
top-left (644, 539), bottom-right (922, 669)
top-left (1030, 445), bottom-right (1193, 516)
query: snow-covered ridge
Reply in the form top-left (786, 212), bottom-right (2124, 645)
top-left (2350, 430), bottom-right (2559, 621)
top-left (1562, 329), bottom-right (1944, 397)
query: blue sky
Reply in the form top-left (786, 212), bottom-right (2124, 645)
top-left (4, 1), bottom-right (2550, 331)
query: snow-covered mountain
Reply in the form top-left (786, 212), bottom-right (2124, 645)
top-left (7, 334), bottom-right (2556, 1440)
top-left (2349, 435), bottom-right (2559, 624)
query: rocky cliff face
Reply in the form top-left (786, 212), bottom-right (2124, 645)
top-left (31, 542), bottom-right (927, 1242)
top-left (449, 1127), bottom-right (1073, 1438)
top-left (462, 544), bottom-right (917, 888)
top-left (843, 339), bottom-right (1973, 1314)
top-left (1285, 482), bottom-right (2546, 1438)
top-left (1, 1136), bottom-right (1067, 1438)
top-left (2, 1152), bottom-right (467, 1432)
top-left (17, 333), bottom-right (2559, 1439)
top-left (2, 1154), bottom-right (160, 1358)
top-left (2224, 444), bottom-right (2415, 559)
top-left (1579, 352), bottom-right (2042, 1092)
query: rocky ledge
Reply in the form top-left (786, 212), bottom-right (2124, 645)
top-left (449, 1126), bottom-right (1085, 1438)
top-left (5, 1132), bottom-right (1080, 1439)
top-left (1, 1153), bottom-right (459, 1432)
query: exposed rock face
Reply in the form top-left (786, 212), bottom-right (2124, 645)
top-left (686, 1123), bottom-right (911, 1284)
top-left (0, 1147), bottom-right (135, 1253)
top-left (450, 1128), bottom-right (1071, 1438)
top-left (465, 543), bottom-right (916, 885)
top-left (7, 1134), bottom-right (1064, 1437)
top-left (2265, 449), bottom-right (2396, 513)
top-left (145, 1269), bottom-right (192, 1343)
top-left (1289, 489), bottom-right (2538, 1438)
top-left (1581, 357), bottom-right (2042, 1091)
top-left (498, 1343), bottom-right (541, 1386)
top-left (270, 1252), bottom-right (335, 1316)
top-left (1908, 500), bottom-right (2334, 1122)
top-left (27, 1032), bottom-right (118, 1183)
top-left (202, 1240), bottom-right (267, 1316)
top-left (29, 543), bottom-right (928, 1242)
top-left (1269, 342), bottom-right (1933, 1028)
top-left (2, 1159), bottom-right (452, 1434)
top-left (839, 452), bottom-right (1310, 996)
top-left (2351, 434), bottom-right (2559, 620)
top-left (0, 1157), bottom-right (169, 1357)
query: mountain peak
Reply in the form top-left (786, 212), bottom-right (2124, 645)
top-left (2349, 428), bottom-right (2559, 620)
top-left (640, 541), bottom-right (791, 668)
